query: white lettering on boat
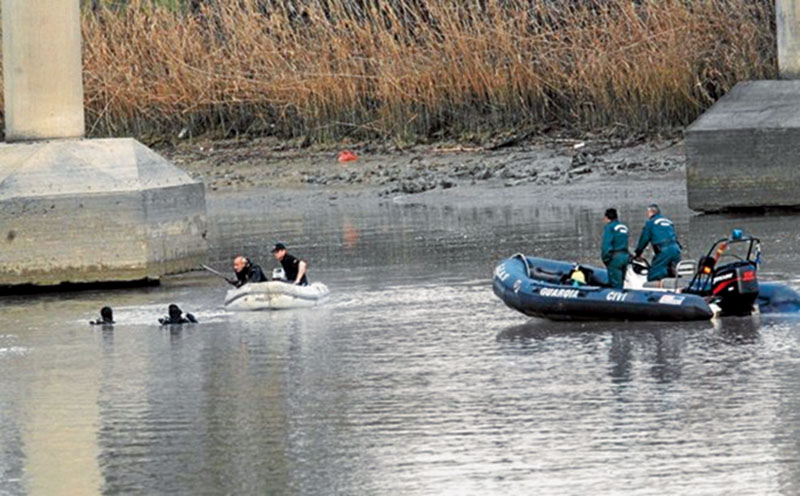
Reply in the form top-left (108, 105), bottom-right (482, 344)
top-left (659, 294), bottom-right (685, 305)
top-left (606, 291), bottom-right (627, 302)
top-left (540, 288), bottom-right (579, 299)
top-left (495, 263), bottom-right (510, 282)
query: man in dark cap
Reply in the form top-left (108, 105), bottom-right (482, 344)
top-left (232, 255), bottom-right (267, 288)
top-left (634, 204), bottom-right (682, 282)
top-left (271, 242), bottom-right (308, 286)
top-left (601, 208), bottom-right (629, 289)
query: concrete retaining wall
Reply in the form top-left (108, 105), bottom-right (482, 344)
top-left (685, 81), bottom-right (800, 212)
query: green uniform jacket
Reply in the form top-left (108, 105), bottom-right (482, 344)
top-left (602, 220), bottom-right (629, 265)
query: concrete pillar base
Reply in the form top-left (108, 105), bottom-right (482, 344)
top-left (0, 138), bottom-right (207, 287)
top-left (685, 81), bottom-right (800, 212)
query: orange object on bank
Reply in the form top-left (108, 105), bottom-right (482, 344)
top-left (338, 150), bottom-right (358, 163)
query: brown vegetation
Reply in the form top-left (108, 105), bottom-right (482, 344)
top-left (73, 0), bottom-right (777, 143)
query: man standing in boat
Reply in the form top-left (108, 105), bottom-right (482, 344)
top-left (634, 204), bottom-right (682, 281)
top-left (601, 208), bottom-right (629, 289)
top-left (271, 242), bottom-right (309, 286)
top-left (233, 256), bottom-right (267, 287)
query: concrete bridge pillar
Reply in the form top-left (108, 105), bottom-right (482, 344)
top-left (0, 0), bottom-right (207, 289)
top-left (778, 0), bottom-right (800, 79)
top-left (2, 0), bottom-right (85, 140)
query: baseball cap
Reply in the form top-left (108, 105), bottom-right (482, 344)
top-left (271, 242), bottom-right (287, 253)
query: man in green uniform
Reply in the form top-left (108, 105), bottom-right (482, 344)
top-left (634, 204), bottom-right (681, 282)
top-left (602, 208), bottom-right (629, 289)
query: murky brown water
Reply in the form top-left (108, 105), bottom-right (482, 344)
top-left (3, 181), bottom-right (800, 495)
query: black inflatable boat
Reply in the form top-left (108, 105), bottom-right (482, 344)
top-left (493, 232), bottom-right (800, 322)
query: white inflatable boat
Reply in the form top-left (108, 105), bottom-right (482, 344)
top-left (224, 281), bottom-right (330, 311)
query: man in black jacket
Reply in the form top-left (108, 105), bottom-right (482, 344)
top-left (271, 243), bottom-right (308, 286)
top-left (233, 256), bottom-right (267, 287)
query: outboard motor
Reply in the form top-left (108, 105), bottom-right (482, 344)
top-left (272, 267), bottom-right (287, 281)
top-left (684, 230), bottom-right (763, 317)
top-left (711, 262), bottom-right (759, 316)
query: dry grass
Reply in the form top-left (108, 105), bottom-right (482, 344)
top-left (65, 0), bottom-right (779, 142)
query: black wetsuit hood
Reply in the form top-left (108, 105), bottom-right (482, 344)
top-left (90, 306), bottom-right (115, 325)
top-left (159, 304), bottom-right (198, 325)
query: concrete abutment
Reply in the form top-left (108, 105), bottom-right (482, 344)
top-left (0, 0), bottom-right (207, 289)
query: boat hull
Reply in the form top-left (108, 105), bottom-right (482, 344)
top-left (224, 281), bottom-right (330, 311)
top-left (493, 255), bottom-right (714, 322)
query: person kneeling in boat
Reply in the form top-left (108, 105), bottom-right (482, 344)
top-left (233, 255), bottom-right (267, 288)
top-left (271, 242), bottom-right (308, 286)
top-left (159, 304), bottom-right (198, 325)
top-left (634, 203), bottom-right (681, 282)
top-left (601, 208), bottom-right (629, 289)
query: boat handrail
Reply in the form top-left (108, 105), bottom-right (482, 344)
top-left (512, 253), bottom-right (532, 278)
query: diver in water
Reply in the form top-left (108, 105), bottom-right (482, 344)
top-left (159, 304), bottom-right (198, 325)
top-left (90, 306), bottom-right (115, 325)
top-left (232, 256), bottom-right (267, 287)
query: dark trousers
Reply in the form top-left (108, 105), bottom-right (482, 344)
top-left (605, 253), bottom-right (628, 289)
top-left (649, 244), bottom-right (681, 281)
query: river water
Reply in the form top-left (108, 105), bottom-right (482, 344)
top-left (3, 180), bottom-right (800, 495)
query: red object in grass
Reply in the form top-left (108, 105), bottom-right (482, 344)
top-left (338, 150), bottom-right (358, 163)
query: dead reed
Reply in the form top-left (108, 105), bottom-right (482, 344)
top-left (58, 1), bottom-right (780, 141)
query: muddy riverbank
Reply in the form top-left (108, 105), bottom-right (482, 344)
top-left (164, 135), bottom-right (685, 198)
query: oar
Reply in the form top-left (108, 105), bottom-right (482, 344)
top-left (200, 264), bottom-right (238, 286)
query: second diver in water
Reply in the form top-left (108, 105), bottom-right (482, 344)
top-left (159, 304), bottom-right (198, 325)
top-left (90, 306), bottom-right (115, 325)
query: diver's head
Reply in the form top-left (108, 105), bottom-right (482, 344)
top-left (168, 304), bottom-right (182, 319)
top-left (100, 306), bottom-right (113, 323)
